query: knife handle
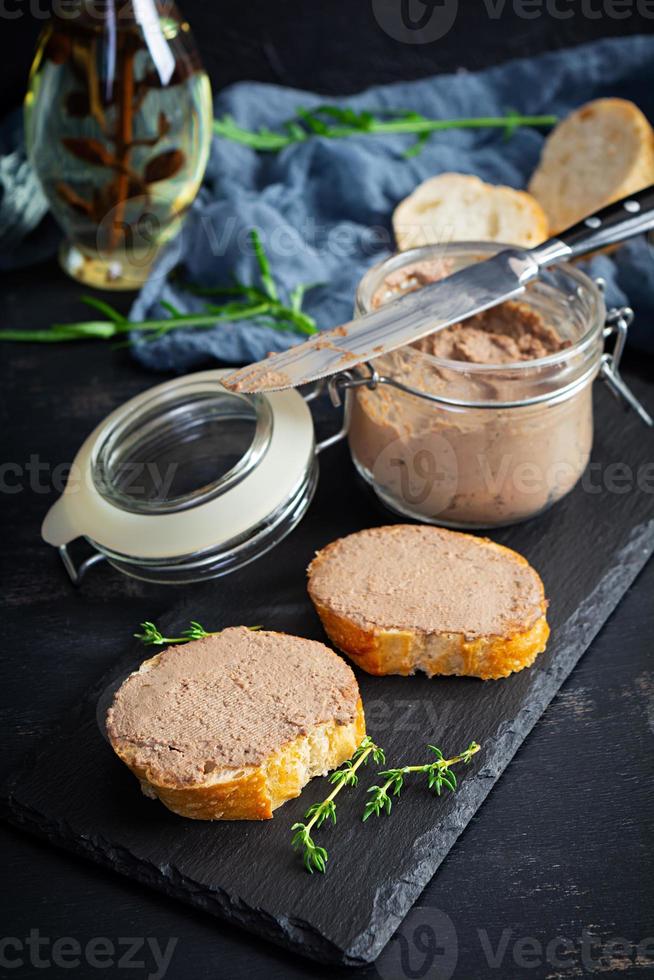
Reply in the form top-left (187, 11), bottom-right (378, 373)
top-left (532, 185), bottom-right (654, 266)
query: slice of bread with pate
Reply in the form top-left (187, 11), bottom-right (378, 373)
top-left (392, 173), bottom-right (549, 251)
top-left (528, 98), bottom-right (654, 233)
top-left (307, 525), bottom-right (549, 681)
top-left (106, 627), bottom-right (365, 820)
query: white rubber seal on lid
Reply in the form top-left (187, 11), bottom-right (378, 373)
top-left (41, 369), bottom-right (315, 560)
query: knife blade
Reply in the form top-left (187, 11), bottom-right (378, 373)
top-left (224, 249), bottom-right (540, 393)
top-left (222, 187), bottom-right (654, 394)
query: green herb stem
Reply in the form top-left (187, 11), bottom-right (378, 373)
top-left (339, 113), bottom-right (557, 136)
top-left (0, 228), bottom-right (319, 344)
top-left (214, 107), bottom-right (557, 157)
top-left (291, 736), bottom-right (385, 873)
top-left (363, 741), bottom-right (481, 821)
top-left (135, 621), bottom-right (261, 646)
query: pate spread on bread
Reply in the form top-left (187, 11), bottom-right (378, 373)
top-left (308, 525), bottom-right (549, 680)
top-left (107, 627), bottom-right (365, 820)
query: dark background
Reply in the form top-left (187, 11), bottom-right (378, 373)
top-left (1, 2), bottom-right (653, 979)
top-left (3, 0), bottom-right (654, 116)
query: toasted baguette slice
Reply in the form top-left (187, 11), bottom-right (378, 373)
top-left (528, 98), bottom-right (654, 233)
top-left (307, 525), bottom-right (549, 681)
top-left (106, 627), bottom-right (365, 820)
top-left (392, 173), bottom-right (549, 251)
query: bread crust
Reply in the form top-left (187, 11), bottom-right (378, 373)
top-left (528, 98), bottom-right (654, 233)
top-left (308, 532), bottom-right (549, 681)
top-left (393, 173), bottom-right (549, 251)
top-left (110, 698), bottom-right (366, 821)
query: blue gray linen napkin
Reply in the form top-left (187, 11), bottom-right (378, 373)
top-left (131, 35), bottom-right (654, 367)
top-left (0, 110), bottom-right (59, 270)
top-left (2, 38), bottom-right (653, 356)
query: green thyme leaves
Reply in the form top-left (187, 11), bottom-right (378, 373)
top-left (291, 736), bottom-right (384, 874)
top-left (291, 737), bottom-right (480, 873)
top-left (363, 741), bottom-right (480, 821)
top-left (135, 621), bottom-right (261, 646)
top-left (0, 229), bottom-right (319, 344)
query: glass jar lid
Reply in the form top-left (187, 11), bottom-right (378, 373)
top-left (42, 370), bottom-right (317, 581)
top-left (92, 381), bottom-right (274, 515)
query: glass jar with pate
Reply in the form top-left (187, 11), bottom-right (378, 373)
top-left (348, 242), bottom-right (645, 529)
top-left (41, 244), bottom-right (650, 586)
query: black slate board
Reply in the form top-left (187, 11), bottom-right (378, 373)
top-left (2, 380), bottom-right (653, 966)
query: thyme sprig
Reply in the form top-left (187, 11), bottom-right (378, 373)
top-left (187, 229), bottom-right (319, 337)
top-left (135, 621), bottom-right (261, 646)
top-left (291, 736), bottom-right (385, 873)
top-left (363, 741), bottom-right (480, 820)
top-left (0, 229), bottom-right (319, 344)
top-left (214, 105), bottom-right (557, 158)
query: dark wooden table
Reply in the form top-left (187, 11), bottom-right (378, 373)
top-left (2, 5), bottom-right (653, 978)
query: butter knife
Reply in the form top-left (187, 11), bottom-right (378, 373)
top-left (223, 186), bottom-right (654, 393)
